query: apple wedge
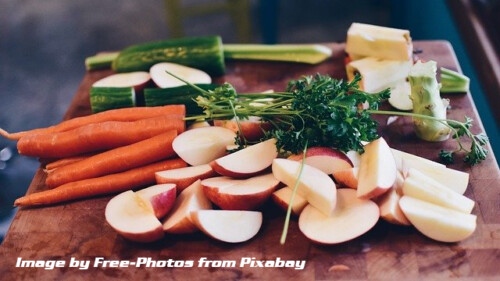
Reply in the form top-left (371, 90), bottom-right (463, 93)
top-left (187, 121), bottom-right (210, 130)
top-left (376, 172), bottom-right (410, 225)
top-left (105, 190), bottom-right (164, 242)
top-left (287, 147), bottom-right (353, 174)
top-left (211, 138), bottom-right (278, 178)
top-left (271, 187), bottom-right (308, 215)
top-left (213, 116), bottom-right (272, 141)
top-left (162, 180), bottom-right (212, 234)
top-left (298, 189), bottom-right (379, 244)
top-left (272, 158), bottom-right (336, 216)
top-left (172, 127), bottom-right (236, 166)
top-left (92, 71), bottom-right (151, 91)
top-left (332, 167), bottom-right (359, 189)
top-left (135, 184), bottom-right (177, 219)
top-left (190, 210), bottom-right (262, 243)
top-left (155, 164), bottom-right (216, 191)
top-left (399, 196), bottom-right (477, 243)
top-left (346, 150), bottom-right (361, 167)
top-left (150, 62), bottom-right (211, 88)
top-left (402, 168), bottom-right (474, 214)
top-left (357, 138), bottom-right (397, 199)
top-left (201, 173), bottom-right (279, 210)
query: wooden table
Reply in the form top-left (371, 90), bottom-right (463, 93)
top-left (1, 41), bottom-right (499, 280)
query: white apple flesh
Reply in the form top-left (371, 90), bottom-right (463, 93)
top-left (135, 184), bottom-right (177, 219)
top-left (201, 173), bottom-right (279, 210)
top-left (155, 164), bottom-right (216, 191)
top-left (162, 180), bottom-right (212, 234)
top-left (213, 117), bottom-right (272, 141)
top-left (332, 167), bottom-right (359, 189)
top-left (399, 196), bottom-right (477, 243)
top-left (211, 138), bottom-right (278, 178)
top-left (172, 127), bottom-right (236, 166)
top-left (287, 147), bottom-right (353, 174)
top-left (357, 138), bottom-right (397, 199)
top-left (105, 190), bottom-right (164, 243)
top-left (149, 62), bottom-right (211, 88)
top-left (298, 189), bottom-right (379, 244)
top-left (272, 158), bottom-right (337, 216)
top-left (190, 210), bottom-right (263, 243)
top-left (92, 71), bottom-right (151, 91)
top-left (271, 187), bottom-right (308, 215)
top-left (376, 172), bottom-right (410, 225)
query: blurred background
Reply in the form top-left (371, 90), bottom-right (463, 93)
top-left (1, 0), bottom-right (499, 242)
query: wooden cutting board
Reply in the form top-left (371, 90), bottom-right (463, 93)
top-left (1, 41), bottom-right (499, 280)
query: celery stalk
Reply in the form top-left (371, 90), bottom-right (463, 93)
top-left (440, 67), bottom-right (470, 93)
top-left (223, 44), bottom-right (332, 64)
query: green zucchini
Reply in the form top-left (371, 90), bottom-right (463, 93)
top-left (90, 87), bottom-right (136, 113)
top-left (144, 84), bottom-right (218, 114)
top-left (112, 36), bottom-right (225, 76)
top-left (223, 44), bottom-right (332, 64)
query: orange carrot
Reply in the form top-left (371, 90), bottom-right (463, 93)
top-left (14, 158), bottom-right (187, 207)
top-left (0, 105), bottom-right (185, 140)
top-left (17, 115), bottom-right (185, 158)
top-left (45, 130), bottom-right (178, 188)
top-left (44, 154), bottom-right (94, 172)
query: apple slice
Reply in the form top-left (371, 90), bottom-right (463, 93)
top-left (211, 138), bottom-right (278, 178)
top-left (172, 127), bottom-right (236, 166)
top-left (402, 168), bottom-right (474, 214)
top-left (298, 189), bottom-right (379, 244)
top-left (190, 210), bottom-right (262, 243)
top-left (150, 62), bottom-right (211, 88)
top-left (201, 173), bottom-right (279, 210)
top-left (155, 164), bottom-right (216, 191)
top-left (163, 180), bottom-right (212, 234)
top-left (105, 190), bottom-right (163, 242)
top-left (399, 196), bottom-right (477, 242)
top-left (357, 138), bottom-right (397, 199)
top-left (332, 167), bottom-right (359, 189)
top-left (213, 116), bottom-right (272, 141)
top-left (272, 187), bottom-right (308, 215)
top-left (92, 71), bottom-right (151, 91)
top-left (135, 184), bottom-right (177, 219)
top-left (187, 121), bottom-right (210, 130)
top-left (376, 172), bottom-right (410, 225)
top-left (346, 150), bottom-right (361, 167)
top-left (272, 158), bottom-right (336, 216)
top-left (287, 147), bottom-right (353, 174)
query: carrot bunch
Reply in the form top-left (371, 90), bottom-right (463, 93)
top-left (2, 105), bottom-right (189, 207)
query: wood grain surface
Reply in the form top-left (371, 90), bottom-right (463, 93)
top-left (1, 41), bottom-right (499, 281)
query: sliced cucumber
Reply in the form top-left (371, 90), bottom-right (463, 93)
top-left (388, 80), bottom-right (413, 111)
top-left (223, 44), bottom-right (332, 64)
top-left (90, 87), bottom-right (136, 113)
top-left (144, 84), bottom-right (218, 114)
top-left (92, 72), bottom-right (151, 90)
top-left (150, 63), bottom-right (211, 88)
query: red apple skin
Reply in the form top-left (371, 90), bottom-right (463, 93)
top-left (332, 168), bottom-right (358, 189)
top-left (148, 188), bottom-right (177, 219)
top-left (202, 182), bottom-right (279, 211)
top-left (287, 147), bottom-right (353, 174)
top-left (155, 169), bottom-right (217, 191)
top-left (115, 226), bottom-right (164, 243)
top-left (213, 120), bottom-right (272, 141)
top-left (209, 160), bottom-right (270, 179)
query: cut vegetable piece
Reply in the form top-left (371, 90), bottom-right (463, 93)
top-left (388, 80), bottom-right (413, 110)
top-left (272, 187), bottom-right (308, 215)
top-left (201, 173), bottom-right (279, 210)
top-left (155, 164), bottom-right (216, 191)
top-left (223, 44), bottom-right (332, 64)
top-left (163, 180), bottom-right (212, 234)
top-left (346, 150), bottom-right (361, 167)
top-left (187, 121), bottom-right (210, 130)
top-left (402, 168), bottom-right (474, 214)
top-left (92, 72), bottom-right (151, 91)
top-left (136, 184), bottom-right (177, 219)
top-left (287, 147), bottom-right (353, 175)
top-left (105, 190), bottom-right (164, 243)
top-left (399, 196), bottom-right (476, 243)
top-left (211, 138), bottom-right (278, 178)
top-left (213, 116), bottom-right (272, 141)
top-left (357, 138), bottom-right (397, 199)
top-left (272, 159), bottom-right (337, 216)
top-left (172, 127), bottom-right (236, 166)
top-left (332, 167), bottom-right (359, 189)
top-left (298, 189), bottom-right (379, 244)
top-left (150, 62), bottom-right (211, 88)
top-left (346, 57), bottom-right (412, 93)
top-left (376, 172), bottom-right (410, 225)
top-left (144, 84), bottom-right (218, 114)
top-left (440, 67), bottom-right (470, 93)
top-left (90, 87), bottom-right (136, 113)
top-left (190, 210), bottom-right (262, 243)
top-left (346, 23), bottom-right (413, 61)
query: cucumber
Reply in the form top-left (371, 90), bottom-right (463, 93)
top-left (90, 87), bottom-right (136, 113)
top-left (223, 44), bottom-right (332, 64)
top-left (112, 36), bottom-right (225, 76)
top-left (144, 84), bottom-right (218, 114)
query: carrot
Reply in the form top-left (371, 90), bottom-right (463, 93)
top-left (17, 115), bottom-right (185, 158)
top-left (0, 105), bottom-right (185, 140)
top-left (45, 130), bottom-right (178, 188)
top-left (44, 154), bottom-right (94, 172)
top-left (14, 158), bottom-right (187, 207)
